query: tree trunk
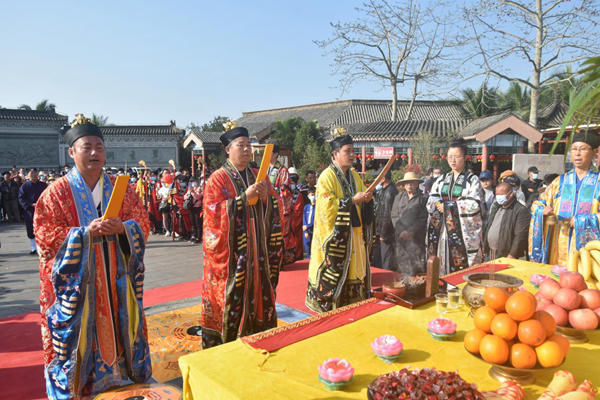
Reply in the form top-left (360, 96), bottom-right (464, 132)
top-left (527, 0), bottom-right (543, 153)
top-left (406, 77), bottom-right (419, 121)
top-left (391, 81), bottom-right (398, 122)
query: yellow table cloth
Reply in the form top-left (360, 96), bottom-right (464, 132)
top-left (179, 258), bottom-right (600, 399)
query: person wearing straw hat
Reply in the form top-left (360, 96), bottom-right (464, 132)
top-left (34, 114), bottom-right (152, 398)
top-left (391, 171), bottom-right (428, 275)
top-left (200, 122), bottom-right (283, 348)
top-left (305, 127), bottom-right (374, 313)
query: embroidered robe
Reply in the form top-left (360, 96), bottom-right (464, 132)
top-left (269, 161), bottom-right (295, 263)
top-left (34, 168), bottom-right (152, 399)
top-left (200, 161), bottom-right (283, 348)
top-left (529, 170), bottom-right (600, 265)
top-left (426, 171), bottom-right (484, 274)
top-left (305, 164), bottom-right (374, 313)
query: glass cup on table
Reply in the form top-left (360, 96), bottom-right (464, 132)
top-left (447, 287), bottom-right (460, 310)
top-left (435, 293), bottom-right (448, 314)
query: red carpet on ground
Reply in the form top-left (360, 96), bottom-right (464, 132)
top-left (0, 259), bottom-right (395, 400)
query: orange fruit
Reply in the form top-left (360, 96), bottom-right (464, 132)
top-left (535, 340), bottom-right (564, 368)
top-left (518, 319), bottom-right (547, 346)
top-left (484, 287), bottom-right (510, 312)
top-left (464, 328), bottom-right (487, 354)
top-left (473, 306), bottom-right (498, 333)
top-left (490, 313), bottom-right (518, 340)
top-left (510, 343), bottom-right (537, 369)
top-left (505, 291), bottom-right (536, 321)
top-left (547, 334), bottom-right (570, 356)
top-left (479, 334), bottom-right (510, 365)
top-left (534, 310), bottom-right (557, 338)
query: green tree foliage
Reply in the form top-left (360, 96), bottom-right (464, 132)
top-left (552, 57), bottom-right (600, 154)
top-left (190, 116), bottom-right (231, 171)
top-left (460, 84), bottom-right (502, 118)
top-left (35, 99), bottom-right (56, 112)
top-left (91, 114), bottom-right (109, 126)
top-left (271, 117), bottom-right (331, 176)
top-left (409, 129), bottom-right (443, 173)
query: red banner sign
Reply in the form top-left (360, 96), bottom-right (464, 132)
top-left (374, 147), bottom-right (394, 159)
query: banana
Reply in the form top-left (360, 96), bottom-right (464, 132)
top-left (589, 249), bottom-right (600, 266)
top-left (568, 247), bottom-right (579, 272)
top-left (579, 247), bottom-right (593, 280)
top-left (585, 279), bottom-right (598, 290)
top-left (592, 262), bottom-right (600, 282)
top-left (584, 240), bottom-right (600, 251)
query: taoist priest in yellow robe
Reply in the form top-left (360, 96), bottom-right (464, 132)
top-left (306, 127), bottom-right (374, 313)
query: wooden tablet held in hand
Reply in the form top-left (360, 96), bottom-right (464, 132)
top-left (102, 175), bottom-right (130, 220)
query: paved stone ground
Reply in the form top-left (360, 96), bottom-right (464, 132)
top-left (0, 222), bottom-right (204, 319)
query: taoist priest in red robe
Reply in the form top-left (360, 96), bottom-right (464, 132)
top-left (200, 125), bottom-right (284, 348)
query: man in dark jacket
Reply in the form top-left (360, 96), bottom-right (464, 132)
top-left (1, 172), bottom-right (21, 222)
top-left (483, 182), bottom-right (530, 260)
top-left (374, 171), bottom-right (398, 269)
top-left (18, 169), bottom-right (47, 254)
top-left (391, 172), bottom-right (428, 275)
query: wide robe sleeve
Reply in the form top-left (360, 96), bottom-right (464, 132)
top-left (529, 176), bottom-right (560, 263)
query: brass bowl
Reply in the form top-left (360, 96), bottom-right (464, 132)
top-left (467, 350), bottom-right (563, 385)
top-left (462, 273), bottom-right (523, 312)
top-left (556, 325), bottom-right (600, 344)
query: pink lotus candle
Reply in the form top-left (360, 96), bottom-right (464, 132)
top-left (530, 274), bottom-right (551, 286)
top-left (428, 318), bottom-right (457, 335)
top-left (552, 265), bottom-right (568, 277)
top-left (317, 358), bottom-right (354, 383)
top-left (371, 335), bottom-right (403, 357)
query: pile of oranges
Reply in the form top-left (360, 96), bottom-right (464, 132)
top-left (464, 287), bottom-right (570, 369)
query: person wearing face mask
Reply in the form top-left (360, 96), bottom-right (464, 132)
top-left (521, 166), bottom-right (543, 208)
top-left (302, 188), bottom-right (316, 258)
top-left (158, 172), bottom-right (175, 236)
top-left (423, 167), bottom-right (442, 196)
top-left (288, 167), bottom-right (305, 260)
top-left (185, 178), bottom-right (203, 243)
top-left (502, 174), bottom-right (527, 207)
top-left (172, 173), bottom-right (193, 240)
top-left (374, 170), bottom-right (398, 270)
top-left (530, 131), bottom-right (600, 265)
top-left (483, 182), bottom-right (530, 260)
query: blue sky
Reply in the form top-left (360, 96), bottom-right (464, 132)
top-left (0, 1), bottom-right (535, 127)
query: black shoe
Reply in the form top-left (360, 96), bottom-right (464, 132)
top-left (30, 250), bottom-right (37, 255)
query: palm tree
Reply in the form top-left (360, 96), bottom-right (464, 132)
top-left (551, 57), bottom-right (600, 154)
top-left (35, 99), bottom-right (56, 112)
top-left (499, 82), bottom-right (530, 118)
top-left (460, 83), bottom-right (502, 119)
top-left (91, 114), bottom-right (109, 126)
top-left (18, 104), bottom-right (32, 110)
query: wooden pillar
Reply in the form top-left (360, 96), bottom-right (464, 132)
top-left (362, 146), bottom-right (366, 174)
top-left (538, 140), bottom-right (542, 154)
top-left (408, 147), bottom-right (413, 166)
top-left (191, 150), bottom-right (195, 177)
top-left (481, 144), bottom-right (488, 171)
top-left (493, 162), bottom-right (499, 186)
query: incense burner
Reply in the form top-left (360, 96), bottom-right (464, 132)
top-left (462, 272), bottom-right (523, 312)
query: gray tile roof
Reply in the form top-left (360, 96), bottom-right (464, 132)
top-left (99, 124), bottom-right (185, 136)
top-left (537, 99), bottom-right (568, 130)
top-left (236, 99), bottom-right (465, 139)
top-left (188, 128), bottom-right (222, 144)
top-left (0, 108), bottom-right (68, 121)
top-left (457, 112), bottom-right (514, 138)
top-left (346, 119), bottom-right (470, 141)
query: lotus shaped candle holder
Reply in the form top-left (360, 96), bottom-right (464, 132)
top-left (371, 335), bottom-right (404, 363)
top-left (530, 274), bottom-right (552, 289)
top-left (317, 358), bottom-right (354, 390)
top-left (427, 318), bottom-right (457, 341)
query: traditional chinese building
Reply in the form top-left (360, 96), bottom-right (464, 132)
top-left (0, 108), bottom-right (68, 170)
